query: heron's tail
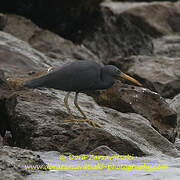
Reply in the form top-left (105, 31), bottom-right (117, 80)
top-left (23, 76), bottom-right (45, 88)
top-left (23, 67), bottom-right (54, 88)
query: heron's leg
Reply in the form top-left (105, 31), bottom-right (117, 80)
top-left (74, 92), bottom-right (102, 128)
top-left (74, 92), bottom-right (87, 119)
top-left (64, 92), bottom-right (77, 122)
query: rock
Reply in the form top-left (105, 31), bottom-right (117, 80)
top-left (0, 69), bottom-right (6, 84)
top-left (0, 86), bottom-right (178, 157)
top-left (0, 30), bottom-right (64, 138)
top-left (3, 14), bottom-right (41, 42)
top-left (62, 125), bottom-right (144, 156)
top-left (0, 146), bottom-right (47, 180)
top-left (153, 35), bottom-right (180, 57)
top-left (28, 30), bottom-right (99, 62)
top-left (0, 30), bottom-right (73, 84)
top-left (102, 1), bottom-right (148, 13)
top-left (1, 88), bottom-right (143, 156)
top-left (0, 31), bottom-right (50, 77)
top-left (0, 13), bottom-right (7, 30)
top-left (1, 3), bottom-right (153, 62)
top-left (175, 138), bottom-right (180, 151)
top-left (103, 106), bottom-right (179, 157)
top-left (169, 93), bottom-right (180, 138)
top-left (0, 0), bottom-right (103, 42)
top-left (89, 82), bottom-right (177, 143)
top-left (0, 87), bottom-right (17, 137)
top-left (105, 55), bottom-right (180, 98)
top-left (82, 7), bottom-right (153, 61)
top-left (88, 145), bottom-right (119, 156)
top-left (0, 31), bottom-right (68, 90)
top-left (102, 1), bottom-right (180, 37)
top-left (3, 131), bottom-right (14, 146)
top-left (169, 92), bottom-right (180, 114)
top-left (3, 14), bottom-right (99, 63)
top-left (0, 136), bottom-right (3, 146)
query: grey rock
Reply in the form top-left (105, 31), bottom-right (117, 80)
top-left (4, 89), bottom-right (144, 156)
top-left (3, 14), bottom-right (41, 43)
top-left (3, 131), bottom-right (14, 146)
top-left (82, 6), bottom-right (153, 61)
top-left (102, 1), bottom-right (180, 37)
top-left (153, 35), bottom-right (180, 57)
top-left (3, 14), bottom-right (99, 63)
top-left (0, 31), bottom-right (50, 77)
top-left (0, 69), bottom-right (6, 84)
top-left (175, 138), bottom-right (180, 151)
top-left (89, 82), bottom-right (177, 143)
top-left (0, 88), bottom-right (14, 137)
top-left (0, 136), bottom-right (3, 147)
top-left (88, 145), bottom-right (119, 156)
top-left (0, 13), bottom-right (7, 30)
top-left (29, 30), bottom-right (99, 63)
top-left (0, 0), bottom-right (103, 42)
top-left (169, 93), bottom-right (180, 138)
top-left (0, 87), bottom-right (178, 157)
top-left (0, 146), bottom-right (47, 180)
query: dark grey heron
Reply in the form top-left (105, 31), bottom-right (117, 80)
top-left (23, 60), bottom-right (141, 128)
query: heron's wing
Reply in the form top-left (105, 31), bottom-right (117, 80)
top-left (24, 61), bottom-right (102, 91)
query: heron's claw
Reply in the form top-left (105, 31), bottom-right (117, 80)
top-left (79, 118), bottom-right (102, 128)
top-left (64, 118), bottom-right (79, 123)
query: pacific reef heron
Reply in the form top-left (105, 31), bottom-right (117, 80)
top-left (23, 60), bottom-right (141, 128)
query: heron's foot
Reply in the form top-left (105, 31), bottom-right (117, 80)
top-left (79, 118), bottom-right (102, 128)
top-left (64, 118), bottom-right (79, 123)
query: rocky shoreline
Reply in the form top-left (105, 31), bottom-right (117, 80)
top-left (1, 0), bottom-right (180, 179)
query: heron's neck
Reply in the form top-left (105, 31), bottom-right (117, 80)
top-left (99, 68), bottom-right (114, 89)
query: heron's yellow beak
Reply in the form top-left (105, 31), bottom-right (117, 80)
top-left (120, 73), bottom-right (142, 86)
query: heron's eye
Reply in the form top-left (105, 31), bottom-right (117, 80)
top-left (115, 69), bottom-right (120, 73)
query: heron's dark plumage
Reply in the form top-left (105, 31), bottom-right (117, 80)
top-left (23, 60), bottom-right (117, 92)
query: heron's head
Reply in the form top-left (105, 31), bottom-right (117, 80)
top-left (104, 65), bottom-right (142, 86)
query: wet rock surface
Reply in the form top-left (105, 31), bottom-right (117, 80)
top-left (153, 35), bottom-right (180, 58)
top-left (25, 151), bottom-right (180, 180)
top-left (169, 93), bottom-right (180, 138)
top-left (0, 146), bottom-right (47, 180)
top-left (88, 145), bottom-right (119, 156)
